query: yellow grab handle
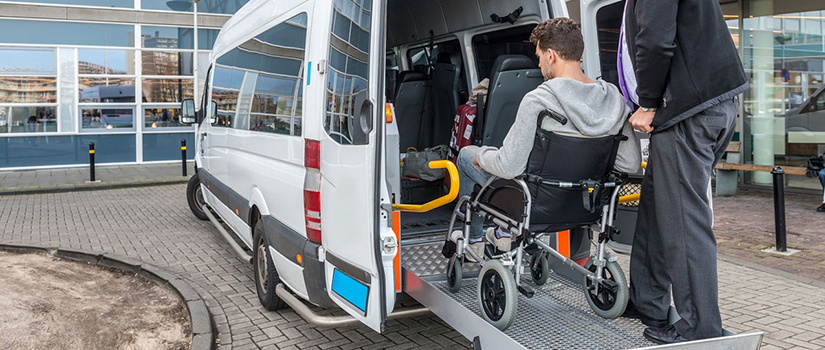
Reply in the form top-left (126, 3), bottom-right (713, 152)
top-left (616, 161), bottom-right (646, 204)
top-left (618, 192), bottom-right (640, 204)
top-left (392, 160), bottom-right (459, 212)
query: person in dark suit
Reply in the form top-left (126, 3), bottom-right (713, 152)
top-left (616, 0), bottom-right (748, 344)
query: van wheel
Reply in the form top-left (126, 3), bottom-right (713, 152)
top-left (477, 260), bottom-right (518, 330)
top-left (253, 220), bottom-right (286, 310)
top-left (186, 174), bottom-right (208, 221)
top-left (583, 259), bottom-right (628, 319)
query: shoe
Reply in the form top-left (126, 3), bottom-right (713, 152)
top-left (485, 226), bottom-right (512, 252)
top-left (643, 325), bottom-right (689, 345)
top-left (622, 302), bottom-right (668, 328)
top-left (817, 203), bottom-right (825, 212)
top-left (466, 239), bottom-right (485, 263)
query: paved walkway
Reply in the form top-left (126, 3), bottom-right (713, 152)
top-left (0, 162), bottom-right (191, 195)
top-left (1, 164), bottom-right (825, 349)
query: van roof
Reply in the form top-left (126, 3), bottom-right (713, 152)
top-left (212, 0), bottom-right (308, 60)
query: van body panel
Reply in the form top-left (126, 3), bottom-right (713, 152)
top-left (269, 245), bottom-right (309, 299)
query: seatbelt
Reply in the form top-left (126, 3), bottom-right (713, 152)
top-left (417, 82), bottom-right (434, 148)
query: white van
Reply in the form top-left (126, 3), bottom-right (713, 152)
top-left (181, 0), bottom-right (764, 348)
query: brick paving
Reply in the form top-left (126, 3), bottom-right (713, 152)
top-left (714, 188), bottom-right (825, 283)
top-left (0, 173), bottom-right (824, 348)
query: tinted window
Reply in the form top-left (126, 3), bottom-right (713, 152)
top-left (1, 0), bottom-right (132, 8)
top-left (472, 25), bottom-right (537, 80)
top-left (324, 0), bottom-right (371, 144)
top-left (0, 19), bottom-right (133, 47)
top-left (596, 1), bottom-right (624, 87)
top-left (79, 49), bottom-right (132, 75)
top-left (142, 0), bottom-right (251, 14)
top-left (142, 26), bottom-right (194, 49)
top-left (0, 48), bottom-right (56, 74)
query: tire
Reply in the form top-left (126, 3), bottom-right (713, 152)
top-left (186, 174), bottom-right (208, 221)
top-left (446, 255), bottom-right (463, 293)
top-left (529, 253), bottom-right (549, 285)
top-left (477, 260), bottom-right (518, 330)
top-left (583, 258), bottom-right (629, 319)
top-left (253, 220), bottom-right (286, 310)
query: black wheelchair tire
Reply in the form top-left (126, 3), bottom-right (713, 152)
top-left (477, 260), bottom-right (518, 330)
top-left (529, 253), bottom-right (549, 285)
top-left (583, 258), bottom-right (628, 319)
top-left (446, 256), bottom-right (462, 293)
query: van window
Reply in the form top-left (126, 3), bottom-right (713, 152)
top-left (323, 0), bottom-right (372, 145)
top-left (211, 13), bottom-right (308, 135)
top-left (406, 40), bottom-right (462, 74)
top-left (472, 25), bottom-right (537, 80)
top-left (596, 1), bottom-right (624, 88)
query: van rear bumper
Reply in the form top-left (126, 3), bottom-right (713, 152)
top-left (302, 241), bottom-right (336, 308)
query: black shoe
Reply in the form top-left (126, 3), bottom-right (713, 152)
top-left (622, 303), bottom-right (668, 328)
top-left (817, 203), bottom-right (825, 212)
top-left (643, 325), bottom-right (689, 345)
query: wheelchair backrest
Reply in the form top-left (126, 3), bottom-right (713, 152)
top-left (525, 120), bottom-right (623, 232)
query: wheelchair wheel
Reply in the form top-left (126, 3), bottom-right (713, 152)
top-left (529, 253), bottom-right (549, 285)
top-left (583, 259), bottom-right (629, 319)
top-left (446, 255), bottom-right (462, 293)
top-left (477, 260), bottom-right (518, 330)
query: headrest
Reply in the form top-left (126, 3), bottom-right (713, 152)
top-left (437, 52), bottom-right (463, 66)
top-left (490, 55), bottom-right (536, 75)
top-left (398, 71), bottom-right (427, 83)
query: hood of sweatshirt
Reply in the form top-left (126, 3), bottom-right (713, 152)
top-left (534, 78), bottom-right (630, 137)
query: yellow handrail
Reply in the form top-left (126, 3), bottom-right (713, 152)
top-left (392, 160), bottom-right (459, 212)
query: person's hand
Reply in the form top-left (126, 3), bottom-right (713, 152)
top-left (629, 108), bottom-right (656, 133)
top-left (472, 155), bottom-right (482, 170)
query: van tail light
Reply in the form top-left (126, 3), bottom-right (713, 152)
top-left (304, 139), bottom-right (322, 244)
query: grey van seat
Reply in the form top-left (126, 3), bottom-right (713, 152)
top-left (481, 55), bottom-right (544, 148)
top-left (430, 52), bottom-right (464, 147)
top-left (394, 71), bottom-right (430, 152)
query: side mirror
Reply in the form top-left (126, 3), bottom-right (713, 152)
top-left (181, 99), bottom-right (196, 124)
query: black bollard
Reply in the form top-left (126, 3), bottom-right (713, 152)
top-left (181, 139), bottom-right (187, 177)
top-left (89, 142), bottom-right (96, 182)
top-left (771, 166), bottom-right (787, 252)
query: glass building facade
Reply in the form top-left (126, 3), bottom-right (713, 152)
top-left (722, 0), bottom-right (825, 191)
top-left (0, 0), bottom-right (246, 169)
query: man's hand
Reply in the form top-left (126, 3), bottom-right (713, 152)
top-left (629, 108), bottom-right (656, 133)
top-left (472, 155), bottom-right (482, 170)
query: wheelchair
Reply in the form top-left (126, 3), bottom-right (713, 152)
top-left (441, 110), bottom-right (631, 330)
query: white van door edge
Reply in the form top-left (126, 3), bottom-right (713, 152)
top-left (313, 0), bottom-right (394, 333)
top-left (580, 0), bottom-right (622, 79)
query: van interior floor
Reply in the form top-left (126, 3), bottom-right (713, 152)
top-left (399, 205), bottom-right (455, 239)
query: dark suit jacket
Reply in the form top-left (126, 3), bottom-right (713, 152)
top-left (624, 0), bottom-right (748, 132)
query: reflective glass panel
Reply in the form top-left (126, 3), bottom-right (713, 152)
top-left (81, 107), bottom-right (134, 129)
top-left (0, 19), bottom-right (133, 47)
top-left (144, 107), bottom-right (185, 128)
top-left (142, 51), bottom-right (193, 76)
top-left (142, 26), bottom-right (194, 49)
top-left (4, 106), bottom-right (57, 133)
top-left (1, 0), bottom-right (132, 7)
top-left (142, 78), bottom-right (194, 102)
top-left (78, 49), bottom-right (132, 75)
top-left (199, 29), bottom-right (220, 50)
top-left (324, 0), bottom-right (371, 144)
top-left (142, 0), bottom-right (250, 13)
top-left (0, 77), bottom-right (57, 103)
top-left (79, 78), bottom-right (135, 103)
top-left (0, 48), bottom-right (56, 75)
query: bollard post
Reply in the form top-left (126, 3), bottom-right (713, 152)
top-left (89, 142), bottom-right (96, 182)
top-left (181, 139), bottom-right (187, 177)
top-left (771, 166), bottom-right (787, 252)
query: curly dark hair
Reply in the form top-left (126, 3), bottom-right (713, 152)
top-left (529, 18), bottom-right (584, 61)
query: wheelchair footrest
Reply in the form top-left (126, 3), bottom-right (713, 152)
top-left (518, 285), bottom-right (535, 298)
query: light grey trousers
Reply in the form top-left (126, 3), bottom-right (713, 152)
top-left (629, 98), bottom-right (737, 340)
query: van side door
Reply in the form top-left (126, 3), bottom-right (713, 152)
top-left (313, 0), bottom-right (394, 333)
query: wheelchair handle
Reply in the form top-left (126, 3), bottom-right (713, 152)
top-left (392, 160), bottom-right (459, 213)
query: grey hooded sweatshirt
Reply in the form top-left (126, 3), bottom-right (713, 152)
top-left (476, 78), bottom-right (641, 179)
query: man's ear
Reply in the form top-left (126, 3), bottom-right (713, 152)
top-left (546, 48), bottom-right (557, 64)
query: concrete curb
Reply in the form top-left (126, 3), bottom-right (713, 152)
top-left (0, 245), bottom-right (214, 350)
top-left (0, 179), bottom-right (189, 196)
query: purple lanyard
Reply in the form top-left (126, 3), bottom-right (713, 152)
top-left (617, 0), bottom-right (633, 109)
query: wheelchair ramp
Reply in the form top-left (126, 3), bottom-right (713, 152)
top-left (401, 240), bottom-right (764, 350)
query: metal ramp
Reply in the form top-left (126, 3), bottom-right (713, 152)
top-left (401, 240), bottom-right (764, 350)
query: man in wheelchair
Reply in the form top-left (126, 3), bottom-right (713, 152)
top-left (455, 18), bottom-right (640, 259)
top-left (443, 18), bottom-right (641, 330)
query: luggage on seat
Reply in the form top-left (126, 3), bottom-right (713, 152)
top-left (448, 104), bottom-right (476, 161)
